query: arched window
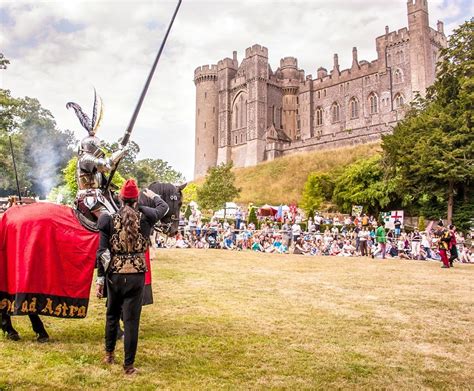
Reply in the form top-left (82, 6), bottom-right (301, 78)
top-left (315, 107), bottom-right (323, 126)
top-left (232, 92), bottom-right (248, 130)
top-left (332, 102), bottom-right (340, 123)
top-left (349, 98), bottom-right (359, 119)
top-left (279, 107), bottom-right (283, 128)
top-left (369, 93), bottom-right (378, 114)
top-left (394, 69), bottom-right (403, 84)
top-left (394, 93), bottom-right (405, 108)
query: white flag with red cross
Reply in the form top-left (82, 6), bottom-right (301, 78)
top-left (382, 210), bottom-right (404, 230)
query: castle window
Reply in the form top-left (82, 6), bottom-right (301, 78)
top-left (213, 106), bottom-right (215, 114)
top-left (323, 89), bottom-right (327, 97)
top-left (331, 102), bottom-right (340, 123)
top-left (272, 105), bottom-right (276, 125)
top-left (317, 91), bottom-right (321, 99)
top-left (279, 107), bottom-right (283, 128)
top-left (234, 106), bottom-right (239, 128)
top-left (240, 134), bottom-right (243, 143)
top-left (369, 93), bottom-right (378, 114)
top-left (395, 93), bottom-right (405, 108)
top-left (212, 136), bottom-right (215, 145)
top-left (387, 54), bottom-right (392, 66)
top-left (394, 69), bottom-right (403, 84)
top-left (198, 108), bottom-right (200, 116)
top-left (315, 107), bottom-right (323, 126)
top-left (235, 136), bottom-right (238, 144)
top-left (204, 121), bottom-right (207, 128)
top-left (350, 98), bottom-right (359, 119)
top-left (205, 92), bottom-right (207, 99)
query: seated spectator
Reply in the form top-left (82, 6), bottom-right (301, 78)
top-left (293, 238), bottom-right (309, 255)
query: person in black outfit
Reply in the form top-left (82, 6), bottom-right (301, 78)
top-left (96, 179), bottom-right (169, 375)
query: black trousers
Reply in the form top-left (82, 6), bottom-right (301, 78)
top-left (105, 273), bottom-right (145, 366)
top-left (1, 313), bottom-right (46, 334)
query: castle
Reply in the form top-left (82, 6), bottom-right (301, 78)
top-left (194, 0), bottom-right (447, 178)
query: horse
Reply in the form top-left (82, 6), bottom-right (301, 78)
top-left (0, 181), bottom-right (186, 342)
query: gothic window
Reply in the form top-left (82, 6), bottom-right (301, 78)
top-left (349, 98), bottom-right (359, 119)
top-left (331, 102), bottom-right (340, 123)
top-left (212, 136), bottom-right (215, 145)
top-left (272, 105), bottom-right (276, 125)
top-left (317, 91), bottom-right (321, 99)
top-left (323, 89), bottom-right (327, 97)
top-left (204, 121), bottom-right (207, 128)
top-left (204, 92), bottom-right (207, 99)
top-left (240, 134), bottom-right (243, 143)
top-left (315, 107), bottom-right (323, 126)
top-left (235, 136), bottom-right (238, 144)
top-left (394, 69), bottom-right (403, 84)
top-left (213, 106), bottom-right (215, 114)
top-left (279, 107), bottom-right (283, 128)
top-left (394, 93), bottom-right (405, 108)
top-left (369, 93), bottom-right (378, 114)
top-left (232, 91), bottom-right (248, 130)
top-left (198, 108), bottom-right (200, 116)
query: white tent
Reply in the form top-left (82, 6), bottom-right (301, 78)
top-left (213, 202), bottom-right (239, 219)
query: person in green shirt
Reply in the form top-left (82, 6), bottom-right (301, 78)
top-left (375, 221), bottom-right (387, 259)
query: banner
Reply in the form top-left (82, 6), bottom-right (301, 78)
top-left (352, 205), bottom-right (363, 217)
top-left (382, 210), bottom-right (404, 230)
top-left (0, 203), bottom-right (153, 318)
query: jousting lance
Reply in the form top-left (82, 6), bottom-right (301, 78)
top-left (9, 135), bottom-right (22, 203)
top-left (105, 0), bottom-right (182, 191)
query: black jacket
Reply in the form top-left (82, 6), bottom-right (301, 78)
top-left (96, 195), bottom-right (169, 278)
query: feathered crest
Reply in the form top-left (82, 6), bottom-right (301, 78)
top-left (66, 89), bottom-right (104, 136)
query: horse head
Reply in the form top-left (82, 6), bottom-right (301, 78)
top-left (139, 181), bottom-right (186, 237)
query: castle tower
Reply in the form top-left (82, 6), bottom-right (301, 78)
top-left (216, 56), bottom-right (238, 166)
top-left (280, 57), bottom-right (299, 141)
top-left (244, 45), bottom-right (269, 167)
top-left (407, 0), bottom-right (433, 95)
top-left (194, 65), bottom-right (218, 179)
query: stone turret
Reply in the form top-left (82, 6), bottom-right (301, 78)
top-left (194, 64), bottom-right (218, 179)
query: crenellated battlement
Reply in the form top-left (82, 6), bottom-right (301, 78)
top-left (376, 27), bottom-right (409, 47)
top-left (280, 57), bottom-right (298, 69)
top-left (407, 0), bottom-right (428, 14)
top-left (217, 57), bottom-right (238, 71)
top-left (245, 44), bottom-right (268, 58)
top-left (194, 64), bottom-right (218, 84)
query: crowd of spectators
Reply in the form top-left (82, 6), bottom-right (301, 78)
top-left (154, 214), bottom-right (473, 264)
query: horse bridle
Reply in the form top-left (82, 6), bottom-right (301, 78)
top-left (153, 192), bottom-right (180, 236)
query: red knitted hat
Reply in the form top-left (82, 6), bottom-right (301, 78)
top-left (120, 179), bottom-right (139, 200)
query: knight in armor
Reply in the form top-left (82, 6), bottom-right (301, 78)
top-left (67, 92), bottom-right (128, 221)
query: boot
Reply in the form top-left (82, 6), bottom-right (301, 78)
top-left (123, 364), bottom-right (138, 375)
top-left (36, 330), bottom-right (49, 343)
top-left (1, 314), bottom-right (20, 341)
top-left (104, 351), bottom-right (115, 364)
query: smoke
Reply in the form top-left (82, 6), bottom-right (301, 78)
top-left (27, 125), bottom-right (73, 198)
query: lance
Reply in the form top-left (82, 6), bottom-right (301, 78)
top-left (105, 0), bottom-right (182, 190)
top-left (9, 135), bottom-right (22, 203)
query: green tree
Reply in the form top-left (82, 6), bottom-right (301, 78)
top-left (197, 162), bottom-right (240, 211)
top-left (332, 155), bottom-right (399, 215)
top-left (382, 21), bottom-right (474, 224)
top-left (182, 182), bottom-right (198, 205)
top-left (248, 205), bottom-right (258, 226)
top-left (300, 172), bottom-right (334, 216)
top-left (130, 158), bottom-right (185, 187)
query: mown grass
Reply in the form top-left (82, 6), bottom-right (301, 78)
top-left (234, 143), bottom-right (381, 205)
top-left (1, 249), bottom-right (473, 390)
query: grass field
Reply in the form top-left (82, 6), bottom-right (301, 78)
top-left (1, 249), bottom-right (473, 390)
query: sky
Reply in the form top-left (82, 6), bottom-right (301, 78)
top-left (0, 0), bottom-right (471, 181)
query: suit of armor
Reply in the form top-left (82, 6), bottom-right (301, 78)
top-left (67, 94), bottom-right (127, 222)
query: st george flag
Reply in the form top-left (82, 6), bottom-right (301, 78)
top-left (382, 210), bottom-right (404, 230)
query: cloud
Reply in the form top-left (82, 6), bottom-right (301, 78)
top-left (0, 0), bottom-right (469, 180)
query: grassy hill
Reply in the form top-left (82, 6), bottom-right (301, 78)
top-left (231, 142), bottom-right (381, 205)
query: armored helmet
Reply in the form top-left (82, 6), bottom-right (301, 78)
top-left (67, 89), bottom-right (104, 153)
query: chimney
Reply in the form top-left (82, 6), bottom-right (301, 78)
top-left (333, 53), bottom-right (340, 73)
top-left (437, 20), bottom-right (444, 34)
top-left (352, 47), bottom-right (359, 69)
top-left (385, 25), bottom-right (389, 36)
